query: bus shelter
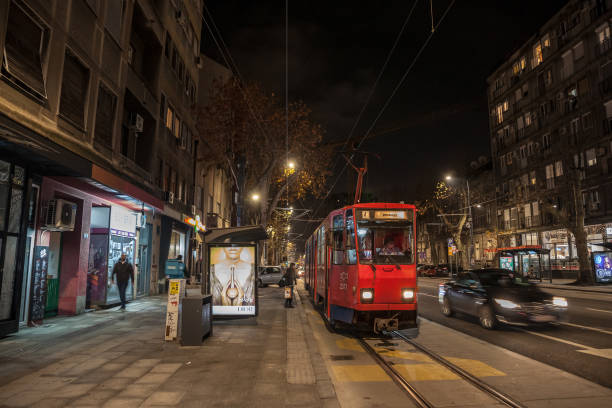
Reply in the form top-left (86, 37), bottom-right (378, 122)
top-left (203, 225), bottom-right (268, 318)
top-left (497, 245), bottom-right (551, 282)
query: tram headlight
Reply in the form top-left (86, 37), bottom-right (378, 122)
top-left (360, 288), bottom-right (374, 303)
top-left (552, 296), bottom-right (568, 307)
top-left (401, 288), bottom-right (415, 302)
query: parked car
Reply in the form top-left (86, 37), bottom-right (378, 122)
top-left (438, 268), bottom-right (568, 329)
top-left (417, 264), bottom-right (437, 277)
top-left (257, 266), bottom-right (284, 287)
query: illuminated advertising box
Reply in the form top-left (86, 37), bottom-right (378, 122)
top-left (593, 252), bottom-right (612, 283)
top-left (209, 245), bottom-right (257, 316)
top-left (500, 256), bottom-right (514, 271)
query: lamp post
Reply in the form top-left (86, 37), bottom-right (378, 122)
top-left (446, 175), bottom-right (474, 268)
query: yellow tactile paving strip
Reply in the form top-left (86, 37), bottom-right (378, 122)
top-left (332, 338), bottom-right (506, 382)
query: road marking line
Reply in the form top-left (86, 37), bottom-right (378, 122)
top-left (560, 322), bottom-right (612, 336)
top-left (515, 327), bottom-right (593, 349)
top-left (417, 293), bottom-right (437, 298)
top-left (587, 307), bottom-right (612, 314)
top-left (577, 348), bottom-right (612, 360)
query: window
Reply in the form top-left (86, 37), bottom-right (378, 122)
top-left (522, 83), bottom-right (529, 98)
top-left (596, 23), bottom-right (611, 52)
top-left (521, 173), bottom-right (529, 186)
top-left (545, 164), bottom-right (554, 189)
top-left (542, 133), bottom-right (551, 150)
top-left (332, 215), bottom-right (344, 265)
top-left (496, 103), bottom-right (503, 124)
top-left (173, 115), bottom-right (180, 138)
top-left (586, 148), bottom-right (597, 167)
top-left (105, 0), bottom-right (123, 43)
top-left (570, 118), bottom-right (580, 135)
top-left (578, 78), bottom-right (589, 96)
top-left (515, 88), bottom-right (522, 101)
top-left (555, 160), bottom-right (563, 177)
top-left (573, 41), bottom-right (584, 60)
top-left (165, 34), bottom-right (171, 58)
top-left (2, 1), bottom-right (49, 97)
top-left (503, 99), bottom-right (509, 112)
top-left (345, 209), bottom-right (356, 264)
top-left (94, 83), bottom-right (116, 148)
top-left (519, 144), bottom-right (527, 159)
top-left (562, 50), bottom-right (573, 79)
top-left (582, 112), bottom-right (592, 130)
top-left (530, 170), bottom-right (536, 185)
top-left (520, 56), bottom-right (527, 71)
top-left (506, 152), bottom-right (513, 165)
top-left (590, 190), bottom-right (601, 210)
top-left (499, 155), bottom-right (506, 170)
top-left (59, 49), bottom-right (90, 128)
top-left (524, 111), bottom-right (532, 126)
top-left (545, 69), bottom-right (553, 86)
top-left (533, 43), bottom-right (543, 66)
top-left (165, 105), bottom-right (174, 131)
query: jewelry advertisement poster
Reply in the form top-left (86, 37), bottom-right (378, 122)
top-left (209, 245), bottom-right (256, 316)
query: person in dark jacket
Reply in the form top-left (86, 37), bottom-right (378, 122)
top-left (284, 263), bottom-right (297, 308)
top-left (111, 253), bottom-right (134, 310)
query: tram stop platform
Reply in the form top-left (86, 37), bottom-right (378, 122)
top-left (0, 281), bottom-right (611, 408)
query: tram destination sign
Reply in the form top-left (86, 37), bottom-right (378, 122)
top-left (359, 209), bottom-right (411, 221)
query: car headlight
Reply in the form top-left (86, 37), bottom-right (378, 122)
top-left (401, 288), bottom-right (415, 302)
top-left (552, 296), bottom-right (568, 307)
top-left (360, 288), bottom-right (374, 303)
top-left (494, 299), bottom-right (521, 309)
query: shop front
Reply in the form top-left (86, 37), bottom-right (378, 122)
top-left (159, 212), bottom-right (192, 293)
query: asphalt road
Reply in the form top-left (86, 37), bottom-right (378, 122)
top-left (417, 277), bottom-right (612, 389)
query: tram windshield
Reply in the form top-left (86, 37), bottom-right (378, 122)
top-left (355, 209), bottom-right (414, 265)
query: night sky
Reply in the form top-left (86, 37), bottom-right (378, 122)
top-left (203, 1), bottom-right (569, 208)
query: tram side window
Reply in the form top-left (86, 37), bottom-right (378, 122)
top-left (345, 209), bottom-right (357, 264)
top-left (317, 226), bottom-right (326, 266)
top-left (332, 215), bottom-right (344, 265)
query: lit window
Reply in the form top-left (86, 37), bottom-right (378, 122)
top-left (166, 106), bottom-right (174, 130)
top-left (555, 161), bottom-right (563, 177)
top-left (533, 43), bottom-right (543, 66)
top-left (586, 148), bottom-right (597, 166)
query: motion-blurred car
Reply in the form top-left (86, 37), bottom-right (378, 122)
top-left (257, 266), bottom-right (284, 287)
top-left (417, 264), bottom-right (437, 277)
top-left (438, 269), bottom-right (568, 329)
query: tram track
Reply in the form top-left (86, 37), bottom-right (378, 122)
top-left (357, 332), bottom-right (526, 408)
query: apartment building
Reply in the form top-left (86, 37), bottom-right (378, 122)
top-left (487, 0), bottom-right (612, 275)
top-left (0, 0), bottom-right (236, 336)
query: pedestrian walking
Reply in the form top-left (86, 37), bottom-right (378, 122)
top-left (111, 253), bottom-right (134, 310)
top-left (284, 263), bottom-right (297, 308)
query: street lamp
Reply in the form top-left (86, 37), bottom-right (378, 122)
top-left (445, 174), bottom-right (474, 267)
top-left (251, 193), bottom-right (260, 201)
top-left (287, 161), bottom-right (295, 169)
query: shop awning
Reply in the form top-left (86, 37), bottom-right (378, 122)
top-left (497, 245), bottom-right (550, 255)
top-left (591, 242), bottom-right (612, 250)
top-left (204, 225), bottom-right (268, 243)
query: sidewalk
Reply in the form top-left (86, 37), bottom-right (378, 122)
top-left (0, 286), bottom-right (339, 407)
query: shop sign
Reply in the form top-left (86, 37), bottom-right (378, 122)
top-left (184, 215), bottom-right (205, 232)
top-left (209, 245), bottom-right (256, 316)
top-left (110, 206), bottom-right (137, 237)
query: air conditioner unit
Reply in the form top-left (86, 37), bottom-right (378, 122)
top-left (129, 113), bottom-right (144, 132)
top-left (44, 199), bottom-right (77, 231)
top-left (191, 205), bottom-right (196, 215)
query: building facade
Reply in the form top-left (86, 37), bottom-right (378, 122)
top-left (487, 0), bottom-right (612, 277)
top-left (0, 0), bottom-right (236, 336)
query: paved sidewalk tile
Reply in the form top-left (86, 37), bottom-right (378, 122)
top-left (0, 290), bottom-right (339, 407)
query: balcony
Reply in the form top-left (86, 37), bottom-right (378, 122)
top-left (524, 215), bottom-right (541, 228)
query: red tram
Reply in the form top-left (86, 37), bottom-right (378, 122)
top-left (304, 203), bottom-right (418, 335)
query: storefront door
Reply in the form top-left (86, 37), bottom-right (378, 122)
top-left (0, 161), bottom-right (27, 334)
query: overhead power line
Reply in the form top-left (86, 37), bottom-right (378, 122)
top-left (311, 0), bottom-right (457, 221)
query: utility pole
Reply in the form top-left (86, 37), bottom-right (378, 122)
top-left (467, 178), bottom-right (474, 267)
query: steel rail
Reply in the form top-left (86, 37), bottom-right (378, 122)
top-left (357, 338), bottom-right (433, 408)
top-left (393, 331), bottom-right (526, 408)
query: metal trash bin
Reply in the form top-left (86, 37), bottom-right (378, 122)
top-left (181, 294), bottom-right (213, 346)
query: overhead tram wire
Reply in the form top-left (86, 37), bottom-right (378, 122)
top-left (311, 0), bottom-right (457, 220)
top-left (201, 5), bottom-right (270, 143)
top-left (308, 0), bottom-right (420, 223)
